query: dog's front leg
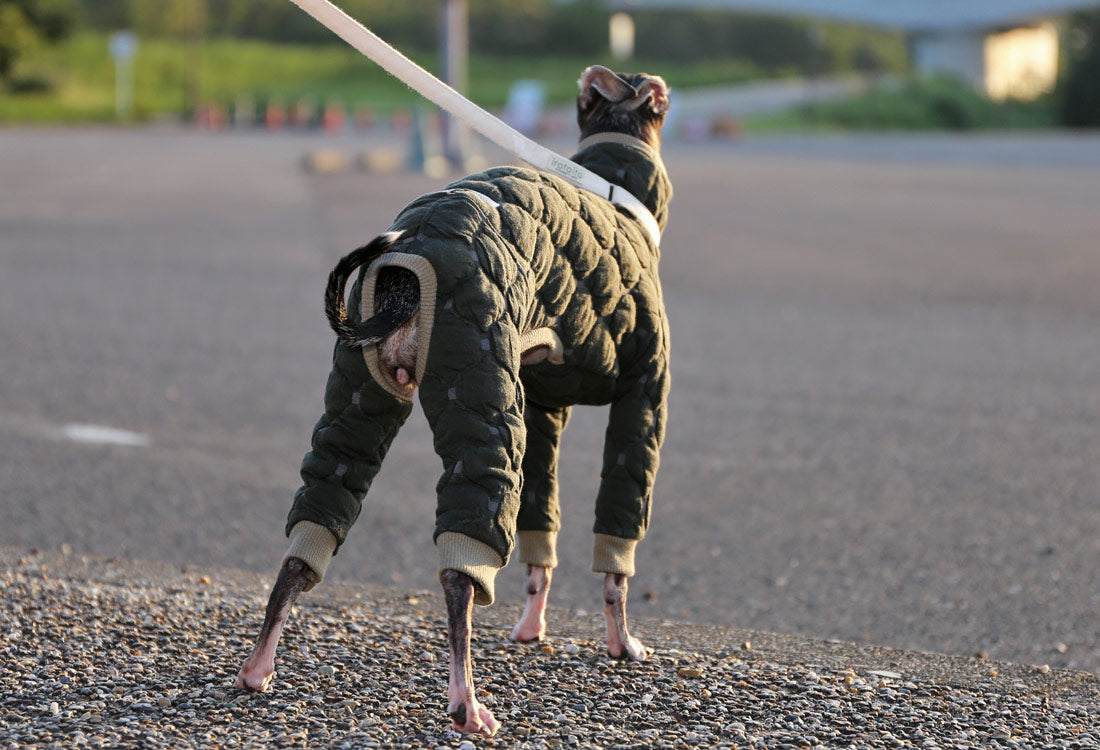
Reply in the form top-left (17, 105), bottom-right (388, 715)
top-left (235, 557), bottom-right (317, 691)
top-left (510, 564), bottom-right (553, 642)
top-left (603, 573), bottom-right (649, 661)
top-left (442, 569), bottom-right (500, 736)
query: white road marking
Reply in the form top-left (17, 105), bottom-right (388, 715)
top-left (62, 423), bottom-right (151, 448)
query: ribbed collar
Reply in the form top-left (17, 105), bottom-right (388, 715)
top-left (571, 134), bottom-right (673, 232)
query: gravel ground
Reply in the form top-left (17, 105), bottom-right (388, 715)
top-left (3, 547), bottom-right (1099, 749)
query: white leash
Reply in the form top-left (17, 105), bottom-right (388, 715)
top-left (287, 0), bottom-right (662, 247)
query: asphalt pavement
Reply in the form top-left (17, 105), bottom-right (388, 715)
top-left (2, 125), bottom-right (1099, 682)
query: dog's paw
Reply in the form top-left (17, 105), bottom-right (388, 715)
top-left (449, 696), bottom-right (501, 736)
top-left (235, 661), bottom-right (275, 692)
top-left (509, 616), bottom-right (546, 643)
top-left (607, 633), bottom-right (650, 662)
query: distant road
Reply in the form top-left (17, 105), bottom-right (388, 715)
top-left (545, 74), bottom-right (881, 128)
top-left (694, 130), bottom-right (1100, 167)
top-left (670, 74), bottom-right (882, 116)
top-left (2, 127), bottom-right (1099, 674)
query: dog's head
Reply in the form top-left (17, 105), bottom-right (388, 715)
top-left (576, 66), bottom-right (670, 150)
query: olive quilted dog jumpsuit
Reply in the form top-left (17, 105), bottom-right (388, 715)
top-left (283, 134), bottom-right (672, 605)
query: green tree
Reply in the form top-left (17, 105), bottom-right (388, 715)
top-left (1059, 9), bottom-right (1100, 127)
top-left (0, 3), bottom-right (37, 81)
top-left (0, 0), bottom-right (75, 83)
top-left (128, 0), bottom-right (203, 38)
top-left (26, 0), bottom-right (74, 39)
top-left (76, 0), bottom-right (128, 30)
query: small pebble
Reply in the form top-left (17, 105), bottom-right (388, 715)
top-left (564, 643), bottom-right (580, 656)
top-left (318, 665), bottom-right (337, 676)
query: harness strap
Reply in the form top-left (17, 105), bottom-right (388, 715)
top-left (287, 0), bottom-right (663, 248)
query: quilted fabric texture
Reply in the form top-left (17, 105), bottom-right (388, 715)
top-left (287, 137), bottom-right (672, 587)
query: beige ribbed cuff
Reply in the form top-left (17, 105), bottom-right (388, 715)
top-left (517, 530), bottom-right (559, 569)
top-left (362, 253), bottom-right (438, 401)
top-left (592, 534), bottom-right (638, 577)
top-left (517, 327), bottom-right (565, 365)
top-left (282, 521), bottom-right (338, 592)
top-left (437, 532), bottom-right (503, 606)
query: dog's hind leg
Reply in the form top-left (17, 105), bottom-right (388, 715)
top-left (442, 570), bottom-right (501, 736)
top-left (512, 404), bottom-right (569, 642)
top-left (235, 557), bottom-right (317, 691)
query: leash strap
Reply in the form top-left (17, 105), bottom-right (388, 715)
top-left (287, 0), bottom-right (663, 247)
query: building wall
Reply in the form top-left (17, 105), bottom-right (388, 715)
top-left (984, 22), bottom-right (1060, 100)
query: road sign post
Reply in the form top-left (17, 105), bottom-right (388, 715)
top-left (439, 0), bottom-right (468, 169)
top-left (110, 31), bottom-right (138, 122)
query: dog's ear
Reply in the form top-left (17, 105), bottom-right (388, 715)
top-left (578, 65), bottom-right (638, 108)
top-left (620, 74), bottom-right (670, 115)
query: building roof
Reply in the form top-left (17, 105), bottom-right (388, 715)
top-left (611, 0), bottom-right (1100, 32)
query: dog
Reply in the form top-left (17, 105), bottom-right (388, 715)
top-left (237, 65), bottom-right (672, 737)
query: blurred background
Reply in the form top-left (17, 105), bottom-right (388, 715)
top-left (1, 0), bottom-right (1099, 132)
top-left (3, 0), bottom-right (1100, 675)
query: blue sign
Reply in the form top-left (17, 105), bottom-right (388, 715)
top-left (110, 31), bottom-right (138, 62)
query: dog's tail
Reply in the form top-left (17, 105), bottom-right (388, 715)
top-left (324, 230), bottom-right (405, 348)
